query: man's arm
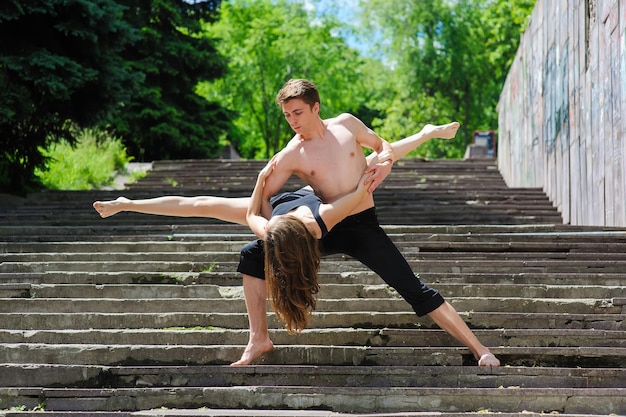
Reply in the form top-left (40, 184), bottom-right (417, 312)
top-left (341, 113), bottom-right (394, 193)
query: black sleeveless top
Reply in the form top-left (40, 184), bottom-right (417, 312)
top-left (269, 188), bottom-right (329, 238)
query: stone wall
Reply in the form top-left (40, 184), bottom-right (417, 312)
top-left (497, 0), bottom-right (626, 226)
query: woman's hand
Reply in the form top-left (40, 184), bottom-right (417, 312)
top-left (363, 159), bottom-right (392, 193)
top-left (257, 158), bottom-right (276, 184)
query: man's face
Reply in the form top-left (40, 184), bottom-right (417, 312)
top-left (281, 98), bottom-right (319, 134)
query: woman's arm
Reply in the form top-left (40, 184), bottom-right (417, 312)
top-left (246, 160), bottom-right (276, 239)
top-left (318, 172), bottom-right (371, 232)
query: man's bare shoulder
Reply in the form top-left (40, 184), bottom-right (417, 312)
top-left (326, 113), bottom-right (357, 125)
top-left (324, 113), bottom-right (363, 134)
top-left (272, 135), bottom-right (303, 164)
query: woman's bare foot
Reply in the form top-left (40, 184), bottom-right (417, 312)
top-left (478, 352), bottom-right (500, 366)
top-left (93, 197), bottom-right (130, 218)
top-left (423, 122), bottom-right (460, 140)
top-left (230, 339), bottom-right (274, 366)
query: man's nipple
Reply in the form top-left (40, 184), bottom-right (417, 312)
top-left (310, 170), bottom-right (316, 176)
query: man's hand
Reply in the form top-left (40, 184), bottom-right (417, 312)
top-left (363, 159), bottom-right (393, 193)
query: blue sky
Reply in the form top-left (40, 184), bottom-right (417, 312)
top-left (302, 0), bottom-right (371, 54)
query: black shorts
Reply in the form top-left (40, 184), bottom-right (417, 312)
top-left (237, 208), bottom-right (445, 316)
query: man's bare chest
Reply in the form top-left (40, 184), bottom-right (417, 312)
top-left (297, 143), bottom-right (361, 182)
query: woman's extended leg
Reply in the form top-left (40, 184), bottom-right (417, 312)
top-left (93, 195), bottom-right (251, 226)
top-left (366, 122), bottom-right (460, 166)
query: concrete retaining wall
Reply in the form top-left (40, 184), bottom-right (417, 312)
top-left (497, 0), bottom-right (626, 226)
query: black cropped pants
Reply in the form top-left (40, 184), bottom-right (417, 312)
top-left (238, 207), bottom-right (445, 317)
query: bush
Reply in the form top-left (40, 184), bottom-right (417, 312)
top-left (36, 129), bottom-right (133, 190)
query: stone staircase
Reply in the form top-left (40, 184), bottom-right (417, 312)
top-left (0, 158), bottom-right (624, 417)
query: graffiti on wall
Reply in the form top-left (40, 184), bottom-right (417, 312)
top-left (543, 42), bottom-right (570, 155)
top-left (498, 0), bottom-right (625, 227)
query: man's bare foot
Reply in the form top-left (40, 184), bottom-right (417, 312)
top-left (423, 122), bottom-right (460, 140)
top-left (478, 352), bottom-right (500, 366)
top-left (230, 339), bottom-right (274, 366)
top-left (93, 197), bottom-right (130, 218)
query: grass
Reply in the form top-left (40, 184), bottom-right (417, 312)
top-left (35, 129), bottom-right (137, 190)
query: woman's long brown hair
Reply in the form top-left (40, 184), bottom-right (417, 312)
top-left (264, 215), bottom-right (320, 333)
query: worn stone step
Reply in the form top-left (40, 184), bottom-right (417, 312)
top-left (0, 343), bottom-right (624, 367)
top-left (0, 261), bottom-right (223, 274)
top-left (0, 283), bottom-right (31, 298)
top-left (4, 258), bottom-right (626, 274)
top-left (0, 386), bottom-right (623, 414)
top-left (3, 270), bottom-right (625, 288)
top-left (0, 412), bottom-right (612, 417)
top-left (404, 230), bottom-right (626, 244)
top-left (0, 241), bottom-right (252, 254)
top-left (6, 225), bottom-right (621, 243)
top-left (0, 311), bottom-right (622, 331)
top-left (0, 225), bottom-right (251, 241)
top-left (0, 270), bottom-right (623, 288)
top-left (0, 296), bottom-right (619, 315)
top-left (125, 411), bottom-right (626, 417)
top-left (0, 413), bottom-right (128, 417)
top-left (7, 239), bottom-right (621, 256)
top-left (1, 224), bottom-right (590, 239)
top-left (1, 252), bottom-right (241, 263)
top-left (6, 412), bottom-right (606, 417)
top-left (11, 282), bottom-right (623, 300)
top-left (8, 226), bottom-right (616, 243)
top-left (1, 363), bottom-right (625, 389)
top-left (4, 239), bottom-right (626, 255)
top-left (0, 328), bottom-right (622, 348)
top-left (421, 272), bottom-right (626, 286)
top-left (6, 250), bottom-right (626, 265)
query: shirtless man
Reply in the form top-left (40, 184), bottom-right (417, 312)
top-left (233, 78), bottom-right (500, 367)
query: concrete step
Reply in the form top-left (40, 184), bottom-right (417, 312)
top-left (0, 386), bottom-right (623, 414)
top-left (4, 238), bottom-right (626, 255)
top-left (2, 270), bottom-right (625, 287)
top-left (6, 282), bottom-right (622, 300)
top-left (6, 249), bottom-right (626, 264)
top-left (0, 296), bottom-right (620, 315)
top-left (4, 258), bottom-right (626, 274)
top-left (4, 412), bottom-right (612, 417)
top-left (0, 328), bottom-right (622, 349)
top-left (1, 363), bottom-right (625, 389)
top-left (0, 310), bottom-right (623, 331)
top-left (0, 343), bottom-right (624, 367)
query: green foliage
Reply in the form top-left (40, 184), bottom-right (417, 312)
top-left (106, 0), bottom-right (234, 162)
top-left (358, 0), bottom-right (535, 157)
top-left (199, 0), bottom-right (373, 158)
top-left (0, 0), bottom-right (141, 193)
top-left (35, 129), bottom-right (133, 190)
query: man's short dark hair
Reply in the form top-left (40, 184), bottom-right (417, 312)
top-left (276, 79), bottom-right (320, 108)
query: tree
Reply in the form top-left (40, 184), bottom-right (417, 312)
top-left (358, 0), bottom-right (534, 158)
top-left (199, 0), bottom-right (372, 158)
top-left (0, 0), bottom-right (139, 193)
top-left (106, 0), bottom-right (233, 162)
